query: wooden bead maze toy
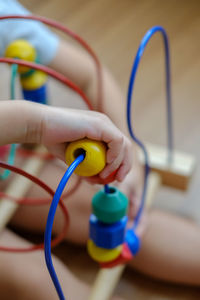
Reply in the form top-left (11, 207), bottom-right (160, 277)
top-left (0, 15), bottom-right (196, 300)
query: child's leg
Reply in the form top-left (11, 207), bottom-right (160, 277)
top-left (0, 229), bottom-right (89, 300)
top-left (9, 159), bottom-right (96, 244)
top-left (131, 209), bottom-right (200, 285)
top-left (0, 229), bottom-right (123, 300)
top-left (10, 157), bottom-right (141, 244)
top-left (9, 160), bottom-right (200, 286)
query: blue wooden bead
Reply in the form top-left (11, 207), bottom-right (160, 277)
top-left (125, 229), bottom-right (141, 255)
top-left (22, 85), bottom-right (47, 105)
top-left (89, 214), bottom-right (128, 249)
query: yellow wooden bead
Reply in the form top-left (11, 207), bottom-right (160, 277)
top-left (20, 70), bottom-right (47, 90)
top-left (87, 239), bottom-right (122, 263)
top-left (5, 40), bottom-right (36, 74)
top-left (65, 138), bottom-right (106, 177)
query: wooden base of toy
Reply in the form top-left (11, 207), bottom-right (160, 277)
top-left (89, 144), bottom-right (196, 300)
top-left (0, 143), bottom-right (195, 300)
top-left (88, 264), bottom-right (125, 300)
top-left (88, 171), bottom-right (161, 300)
top-left (139, 143), bottom-right (195, 190)
top-left (0, 146), bottom-right (46, 232)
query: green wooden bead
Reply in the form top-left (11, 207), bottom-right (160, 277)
top-left (92, 187), bottom-right (129, 223)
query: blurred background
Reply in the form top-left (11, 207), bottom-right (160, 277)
top-left (1, 0), bottom-right (200, 299)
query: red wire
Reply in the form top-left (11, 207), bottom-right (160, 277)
top-left (0, 15), bottom-right (103, 252)
top-left (0, 177), bottom-right (82, 205)
top-left (0, 145), bottom-right (82, 204)
top-left (0, 57), bottom-right (93, 110)
top-left (0, 40), bottom-right (93, 216)
top-left (17, 147), bottom-right (54, 160)
top-left (0, 57), bottom-right (89, 251)
top-left (0, 161), bottom-right (69, 252)
top-left (0, 14), bottom-right (103, 111)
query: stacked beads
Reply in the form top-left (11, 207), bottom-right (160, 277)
top-left (5, 40), bottom-right (48, 104)
top-left (65, 138), bottom-right (140, 266)
top-left (87, 186), bottom-right (129, 263)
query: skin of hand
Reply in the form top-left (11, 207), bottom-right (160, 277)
top-left (0, 100), bottom-right (132, 183)
top-left (49, 40), bottom-right (144, 227)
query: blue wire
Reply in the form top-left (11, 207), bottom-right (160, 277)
top-left (44, 25), bottom-right (173, 298)
top-left (44, 154), bottom-right (85, 300)
top-left (127, 26), bottom-right (173, 228)
top-left (0, 64), bottom-right (18, 180)
top-left (104, 184), bottom-right (110, 193)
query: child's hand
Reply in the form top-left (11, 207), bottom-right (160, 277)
top-left (0, 100), bottom-right (132, 183)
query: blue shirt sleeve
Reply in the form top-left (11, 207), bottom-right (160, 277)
top-left (0, 0), bottom-right (59, 65)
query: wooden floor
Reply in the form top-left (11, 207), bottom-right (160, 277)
top-left (3, 0), bottom-right (200, 299)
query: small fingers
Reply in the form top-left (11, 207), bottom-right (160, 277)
top-left (100, 136), bottom-right (132, 182)
top-left (115, 140), bottom-right (132, 181)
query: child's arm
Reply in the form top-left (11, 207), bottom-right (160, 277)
top-left (0, 1), bottom-right (130, 136)
top-left (49, 40), bottom-right (129, 135)
top-left (0, 0), bottom-right (143, 226)
top-left (0, 100), bottom-right (132, 182)
top-left (49, 40), bottom-right (144, 209)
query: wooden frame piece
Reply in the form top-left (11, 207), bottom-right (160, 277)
top-left (0, 143), bottom-right (196, 300)
top-left (88, 172), bottom-right (161, 300)
top-left (139, 143), bottom-right (196, 190)
top-left (0, 146), bottom-right (46, 232)
top-left (89, 145), bottom-right (196, 300)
